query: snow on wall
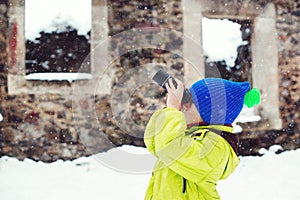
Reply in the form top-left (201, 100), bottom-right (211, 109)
top-left (25, 0), bottom-right (91, 41)
top-left (202, 17), bottom-right (243, 67)
top-left (25, 73), bottom-right (93, 83)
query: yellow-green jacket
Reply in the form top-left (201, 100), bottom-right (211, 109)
top-left (144, 108), bottom-right (240, 200)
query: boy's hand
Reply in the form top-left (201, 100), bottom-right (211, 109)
top-left (165, 78), bottom-right (185, 110)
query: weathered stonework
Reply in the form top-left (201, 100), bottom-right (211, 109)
top-left (238, 0), bottom-right (300, 155)
top-left (0, 0), bottom-right (300, 161)
top-left (275, 0), bottom-right (300, 151)
top-left (0, 0), bottom-right (8, 156)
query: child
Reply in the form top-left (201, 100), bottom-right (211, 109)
top-left (144, 77), bottom-right (260, 200)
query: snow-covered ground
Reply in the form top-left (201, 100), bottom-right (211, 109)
top-left (1, 145), bottom-right (300, 200)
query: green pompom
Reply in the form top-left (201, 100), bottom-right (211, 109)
top-left (244, 88), bottom-right (261, 108)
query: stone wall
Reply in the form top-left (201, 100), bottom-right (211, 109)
top-left (0, 0), bottom-right (92, 160)
top-left (0, 0), bottom-right (300, 161)
top-left (238, 0), bottom-right (300, 155)
top-left (275, 0), bottom-right (300, 149)
top-left (276, 0), bottom-right (300, 130)
top-left (0, 0), bottom-right (185, 162)
top-left (100, 0), bottom-right (185, 140)
top-left (0, 0), bottom-right (111, 161)
top-left (0, 0), bottom-right (8, 156)
top-left (26, 27), bottom-right (90, 74)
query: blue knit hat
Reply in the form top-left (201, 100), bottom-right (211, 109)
top-left (189, 78), bottom-right (260, 124)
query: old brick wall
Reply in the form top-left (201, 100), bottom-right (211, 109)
top-left (276, 0), bottom-right (300, 150)
top-left (0, 1), bottom-right (111, 162)
top-left (102, 0), bottom-right (185, 145)
top-left (0, 0), bottom-right (300, 161)
top-left (87, 0), bottom-right (187, 156)
top-left (237, 0), bottom-right (300, 155)
top-left (97, 0), bottom-right (300, 156)
top-left (0, 0), bottom-right (185, 162)
top-left (0, 0), bottom-right (8, 156)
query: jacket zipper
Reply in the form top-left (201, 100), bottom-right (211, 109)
top-left (182, 177), bottom-right (187, 193)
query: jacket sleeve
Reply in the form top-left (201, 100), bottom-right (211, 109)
top-left (144, 108), bottom-right (230, 183)
top-left (144, 107), bottom-right (187, 155)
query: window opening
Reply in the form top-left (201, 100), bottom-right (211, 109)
top-left (202, 17), bottom-right (259, 131)
top-left (202, 17), bottom-right (252, 83)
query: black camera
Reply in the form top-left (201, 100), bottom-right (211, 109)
top-left (152, 69), bottom-right (192, 104)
